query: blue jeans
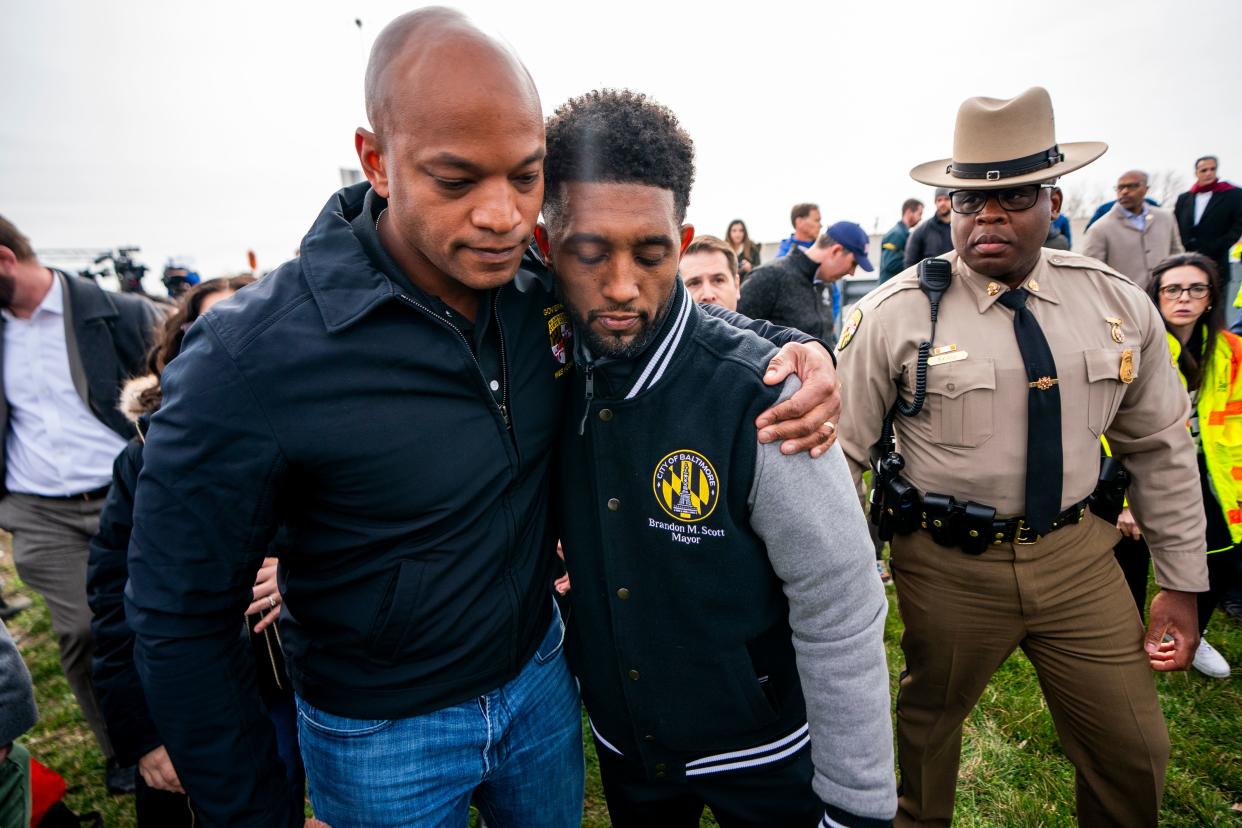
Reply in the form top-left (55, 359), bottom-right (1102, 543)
top-left (296, 603), bottom-right (583, 827)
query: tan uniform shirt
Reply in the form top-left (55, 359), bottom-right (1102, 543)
top-left (836, 248), bottom-right (1209, 592)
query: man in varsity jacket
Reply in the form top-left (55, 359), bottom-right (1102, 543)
top-left (537, 89), bottom-right (896, 828)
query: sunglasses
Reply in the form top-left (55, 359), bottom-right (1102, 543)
top-left (949, 184), bottom-right (1055, 215)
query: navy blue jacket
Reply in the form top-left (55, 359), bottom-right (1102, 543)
top-left (126, 184), bottom-right (570, 826)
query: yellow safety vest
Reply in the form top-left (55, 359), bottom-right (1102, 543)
top-left (1168, 329), bottom-right (1242, 550)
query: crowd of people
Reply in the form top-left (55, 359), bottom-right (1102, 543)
top-left (2, 7), bottom-right (1242, 828)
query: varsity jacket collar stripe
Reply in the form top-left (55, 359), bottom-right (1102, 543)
top-left (624, 280), bottom-right (693, 400)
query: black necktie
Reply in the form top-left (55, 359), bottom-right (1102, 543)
top-left (996, 288), bottom-right (1062, 535)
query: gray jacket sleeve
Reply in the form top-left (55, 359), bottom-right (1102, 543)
top-left (747, 378), bottom-right (897, 821)
top-left (0, 621), bottom-right (38, 746)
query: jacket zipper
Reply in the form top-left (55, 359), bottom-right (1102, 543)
top-left (578, 363), bottom-right (594, 435)
top-left (492, 294), bottom-right (511, 430)
top-left (396, 293), bottom-right (511, 431)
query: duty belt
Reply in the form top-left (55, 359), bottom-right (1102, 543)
top-left (915, 491), bottom-right (1092, 554)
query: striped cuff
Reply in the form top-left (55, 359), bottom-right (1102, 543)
top-left (684, 723), bottom-right (810, 777)
top-left (821, 802), bottom-right (893, 828)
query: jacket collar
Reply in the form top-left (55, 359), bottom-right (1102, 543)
top-left (298, 184), bottom-right (396, 333)
top-left (787, 245), bottom-right (820, 284)
top-left (576, 279), bottom-right (696, 400)
top-left (57, 269), bottom-right (119, 322)
top-left (299, 184), bottom-right (553, 333)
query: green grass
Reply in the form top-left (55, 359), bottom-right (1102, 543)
top-left (4, 548), bottom-right (1240, 827)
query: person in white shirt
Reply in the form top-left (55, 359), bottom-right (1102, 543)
top-left (0, 215), bottom-right (161, 793)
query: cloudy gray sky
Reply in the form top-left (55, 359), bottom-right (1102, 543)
top-left (3, 0), bottom-right (1240, 283)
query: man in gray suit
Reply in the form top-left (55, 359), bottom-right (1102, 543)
top-left (0, 214), bottom-right (160, 792)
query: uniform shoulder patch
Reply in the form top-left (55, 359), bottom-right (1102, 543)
top-left (836, 307), bottom-right (863, 351)
top-left (882, 242), bottom-right (898, 251)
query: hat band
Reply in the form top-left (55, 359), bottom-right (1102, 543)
top-left (946, 145), bottom-right (1064, 182)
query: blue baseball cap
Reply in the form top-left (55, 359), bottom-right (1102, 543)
top-left (826, 221), bottom-right (874, 272)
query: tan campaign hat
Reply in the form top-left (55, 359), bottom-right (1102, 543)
top-left (910, 86), bottom-right (1107, 189)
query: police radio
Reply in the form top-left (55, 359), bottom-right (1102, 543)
top-left (870, 258), bottom-right (951, 539)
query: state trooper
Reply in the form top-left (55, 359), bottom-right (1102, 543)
top-left (835, 87), bottom-right (1209, 827)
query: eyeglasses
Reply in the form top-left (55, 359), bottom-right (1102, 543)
top-left (949, 185), bottom-right (1056, 215)
top-left (1158, 284), bottom-right (1210, 300)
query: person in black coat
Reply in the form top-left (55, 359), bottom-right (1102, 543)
top-left (1174, 155), bottom-right (1242, 283)
top-left (86, 276), bottom-right (303, 826)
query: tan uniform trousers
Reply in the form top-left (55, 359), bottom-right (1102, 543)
top-left (890, 513), bottom-right (1168, 828)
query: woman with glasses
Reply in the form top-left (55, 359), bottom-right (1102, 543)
top-left (1117, 252), bottom-right (1242, 677)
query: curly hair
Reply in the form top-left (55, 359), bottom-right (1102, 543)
top-left (542, 89), bottom-right (695, 229)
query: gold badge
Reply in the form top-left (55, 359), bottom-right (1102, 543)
top-left (836, 308), bottom-right (863, 351)
top-left (1028, 279), bottom-right (1040, 292)
top-left (1119, 348), bottom-right (1135, 384)
top-left (1105, 316), bottom-right (1125, 344)
top-left (987, 282), bottom-right (1001, 296)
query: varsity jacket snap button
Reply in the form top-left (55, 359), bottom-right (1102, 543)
top-left (607, 498), bottom-right (620, 511)
top-left (628, 669), bottom-right (640, 681)
top-left (599, 408), bottom-right (613, 421)
top-left (617, 587), bottom-right (631, 600)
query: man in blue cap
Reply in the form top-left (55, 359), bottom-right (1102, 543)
top-left (739, 221), bottom-right (874, 340)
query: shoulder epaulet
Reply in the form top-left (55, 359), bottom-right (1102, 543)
top-left (1045, 251), bottom-right (1132, 283)
top-left (857, 268), bottom-right (924, 311)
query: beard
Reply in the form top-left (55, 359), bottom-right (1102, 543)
top-left (561, 283), bottom-right (676, 361)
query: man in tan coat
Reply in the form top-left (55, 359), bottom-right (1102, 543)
top-left (1083, 170), bottom-right (1184, 289)
top-left (835, 87), bottom-right (1207, 827)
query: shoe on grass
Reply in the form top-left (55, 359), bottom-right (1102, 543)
top-left (1191, 638), bottom-right (1231, 678)
top-left (1221, 598), bottom-right (1242, 622)
top-left (0, 594), bottom-right (33, 621)
top-left (877, 561), bottom-right (894, 588)
top-left (105, 757), bottom-right (136, 795)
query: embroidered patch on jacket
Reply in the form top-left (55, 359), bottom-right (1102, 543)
top-left (652, 450), bottom-right (719, 523)
top-left (836, 308), bottom-right (863, 351)
top-left (544, 303), bottom-right (573, 377)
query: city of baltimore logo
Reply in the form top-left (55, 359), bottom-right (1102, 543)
top-left (652, 449), bottom-right (719, 523)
